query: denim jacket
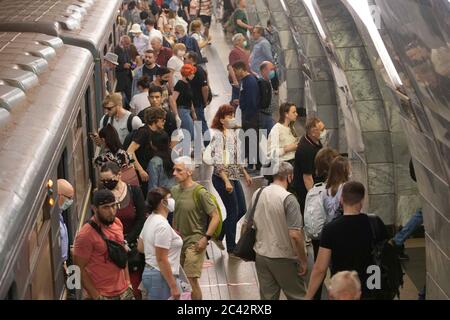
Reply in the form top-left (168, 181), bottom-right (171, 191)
top-left (147, 156), bottom-right (176, 191)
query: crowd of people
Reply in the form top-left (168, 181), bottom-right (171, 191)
top-left (54, 0), bottom-right (421, 301)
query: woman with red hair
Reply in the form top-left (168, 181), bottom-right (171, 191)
top-left (169, 63), bottom-right (197, 139)
top-left (210, 104), bottom-right (253, 256)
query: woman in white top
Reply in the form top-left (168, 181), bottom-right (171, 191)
top-left (129, 76), bottom-right (151, 115)
top-left (267, 102), bottom-right (299, 164)
top-left (138, 187), bottom-right (183, 300)
top-left (167, 43), bottom-right (186, 85)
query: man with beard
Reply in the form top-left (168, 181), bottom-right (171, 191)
top-left (73, 189), bottom-right (134, 300)
top-left (132, 49), bottom-right (161, 97)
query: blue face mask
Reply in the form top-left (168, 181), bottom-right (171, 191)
top-left (269, 70), bottom-right (276, 80)
top-left (61, 198), bottom-right (73, 211)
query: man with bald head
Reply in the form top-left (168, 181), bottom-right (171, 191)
top-left (258, 61), bottom-right (276, 134)
top-left (57, 179), bottom-right (74, 263)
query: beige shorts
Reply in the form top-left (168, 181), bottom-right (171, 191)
top-left (180, 244), bottom-right (206, 278)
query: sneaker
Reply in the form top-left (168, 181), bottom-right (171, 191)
top-left (212, 238), bottom-right (225, 251)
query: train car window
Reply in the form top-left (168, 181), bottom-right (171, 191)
top-left (109, 32), bottom-right (113, 46)
top-left (103, 44), bottom-right (108, 56)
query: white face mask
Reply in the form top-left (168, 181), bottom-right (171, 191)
top-left (319, 129), bottom-right (328, 144)
top-left (177, 50), bottom-right (186, 58)
top-left (165, 197), bottom-right (175, 212)
top-left (224, 118), bottom-right (237, 129)
top-left (60, 198), bottom-right (73, 211)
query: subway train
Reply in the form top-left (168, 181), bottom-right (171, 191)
top-left (0, 0), bottom-right (122, 299)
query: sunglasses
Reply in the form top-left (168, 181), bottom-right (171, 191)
top-left (103, 106), bottom-right (116, 111)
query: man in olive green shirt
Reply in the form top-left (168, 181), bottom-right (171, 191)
top-left (171, 156), bottom-right (221, 300)
top-left (234, 0), bottom-right (253, 38)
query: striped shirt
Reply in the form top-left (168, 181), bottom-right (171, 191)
top-left (199, 0), bottom-right (212, 16)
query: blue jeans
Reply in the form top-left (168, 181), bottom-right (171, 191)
top-left (212, 175), bottom-right (247, 252)
top-left (259, 113), bottom-right (275, 135)
top-left (393, 208), bottom-right (423, 246)
top-left (142, 266), bottom-right (179, 300)
top-left (178, 108), bottom-right (194, 140)
top-left (195, 105), bottom-right (209, 145)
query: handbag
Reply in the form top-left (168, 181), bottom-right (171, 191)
top-left (127, 242), bottom-right (145, 272)
top-left (120, 165), bottom-right (140, 186)
top-left (88, 221), bottom-right (128, 269)
top-left (233, 187), bottom-right (266, 261)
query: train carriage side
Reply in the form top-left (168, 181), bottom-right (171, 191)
top-left (0, 0), bottom-right (122, 185)
top-left (0, 32), bottom-right (94, 300)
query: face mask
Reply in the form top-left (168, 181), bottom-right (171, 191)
top-left (224, 118), bottom-right (237, 129)
top-left (177, 50), bottom-right (186, 58)
top-left (61, 198), bottom-right (73, 211)
top-left (103, 179), bottom-right (119, 190)
top-left (319, 129), bottom-right (328, 144)
top-left (165, 198), bottom-right (175, 212)
top-left (269, 70), bottom-right (276, 80)
top-left (176, 34), bottom-right (182, 40)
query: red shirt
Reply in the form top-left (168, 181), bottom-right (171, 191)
top-left (156, 47), bottom-right (173, 67)
top-left (229, 47), bottom-right (250, 70)
top-left (73, 217), bottom-right (128, 297)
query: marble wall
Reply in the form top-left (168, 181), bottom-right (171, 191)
top-left (314, 0), bottom-right (396, 225)
top-left (375, 0), bottom-right (450, 299)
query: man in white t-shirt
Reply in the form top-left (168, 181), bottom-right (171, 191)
top-left (130, 77), bottom-right (151, 115)
top-left (145, 17), bottom-right (163, 43)
top-left (96, 93), bottom-right (143, 144)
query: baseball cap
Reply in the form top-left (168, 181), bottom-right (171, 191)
top-left (93, 189), bottom-right (116, 206)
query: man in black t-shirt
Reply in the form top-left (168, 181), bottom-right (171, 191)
top-left (293, 117), bottom-right (326, 214)
top-left (184, 52), bottom-right (210, 138)
top-left (137, 85), bottom-right (178, 148)
top-left (305, 182), bottom-right (388, 300)
top-left (132, 49), bottom-right (161, 97)
top-left (127, 108), bottom-right (167, 195)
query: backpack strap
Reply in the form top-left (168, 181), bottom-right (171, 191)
top-left (102, 114), bottom-right (110, 128)
top-left (193, 184), bottom-right (207, 216)
top-left (127, 114), bottom-right (134, 133)
top-left (247, 187), bottom-right (266, 228)
top-left (367, 214), bottom-right (380, 245)
top-left (88, 220), bottom-right (107, 241)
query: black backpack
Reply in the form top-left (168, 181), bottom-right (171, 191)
top-left (103, 113), bottom-right (137, 150)
top-left (368, 215), bottom-right (404, 300)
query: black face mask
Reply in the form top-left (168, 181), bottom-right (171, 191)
top-left (103, 179), bottom-right (119, 190)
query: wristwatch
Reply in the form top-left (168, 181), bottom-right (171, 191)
top-left (204, 234), bottom-right (212, 241)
